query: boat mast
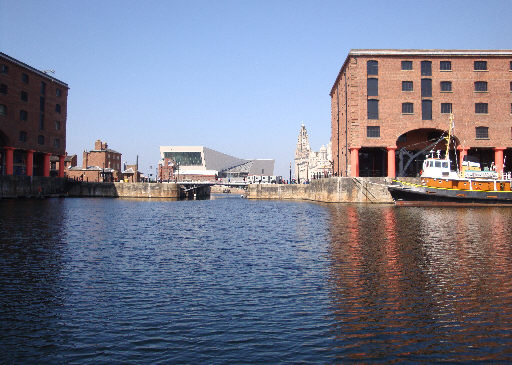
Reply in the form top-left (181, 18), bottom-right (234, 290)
top-left (445, 113), bottom-right (454, 159)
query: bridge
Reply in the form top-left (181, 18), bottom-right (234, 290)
top-left (176, 180), bottom-right (248, 199)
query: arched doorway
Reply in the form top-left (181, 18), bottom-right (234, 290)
top-left (396, 128), bottom-right (459, 177)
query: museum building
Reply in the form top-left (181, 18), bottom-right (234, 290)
top-left (0, 52), bottom-right (68, 177)
top-left (330, 49), bottom-right (512, 177)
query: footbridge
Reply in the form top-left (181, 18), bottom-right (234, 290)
top-left (178, 180), bottom-right (248, 199)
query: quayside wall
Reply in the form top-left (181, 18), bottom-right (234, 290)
top-left (0, 176), bottom-right (180, 199)
top-left (247, 177), bottom-right (420, 203)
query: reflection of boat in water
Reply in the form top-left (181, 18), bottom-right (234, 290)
top-left (389, 114), bottom-right (512, 205)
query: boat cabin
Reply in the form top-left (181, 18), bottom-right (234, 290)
top-left (421, 151), bottom-right (459, 179)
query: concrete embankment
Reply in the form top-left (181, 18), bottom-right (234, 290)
top-left (0, 176), bottom-right (180, 199)
top-left (247, 177), bottom-right (420, 203)
top-left (67, 182), bottom-right (180, 198)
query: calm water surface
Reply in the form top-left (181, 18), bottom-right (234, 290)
top-left (1, 196), bottom-right (512, 363)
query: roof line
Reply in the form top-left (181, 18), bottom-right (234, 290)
top-left (0, 52), bottom-right (69, 88)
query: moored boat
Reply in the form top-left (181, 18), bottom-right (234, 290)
top-left (389, 115), bottom-right (512, 205)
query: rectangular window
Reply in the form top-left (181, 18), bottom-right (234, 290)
top-left (22, 73), bottom-right (29, 83)
top-left (41, 82), bottom-right (46, 95)
top-left (39, 114), bottom-right (44, 130)
top-left (56, 88), bottom-right (62, 97)
top-left (476, 127), bottom-right (489, 139)
top-left (0, 105), bottom-right (6, 116)
top-left (440, 61), bottom-right (452, 71)
top-left (510, 81), bottom-right (512, 92)
top-left (474, 61), bottom-right (487, 71)
top-left (55, 104), bottom-right (61, 113)
top-left (510, 61), bottom-right (512, 70)
top-left (40, 97), bottom-right (45, 112)
top-left (367, 99), bottom-right (379, 119)
top-left (401, 61), bottom-right (412, 70)
top-left (421, 78), bottom-right (432, 97)
top-left (367, 78), bottom-right (378, 96)
top-left (422, 100), bottom-right (432, 120)
top-left (421, 61), bottom-right (432, 76)
top-left (55, 121), bottom-right (61, 130)
top-left (441, 103), bottom-right (452, 114)
top-left (475, 103), bottom-right (488, 114)
top-left (440, 81), bottom-right (452, 92)
top-left (19, 131), bottom-right (27, 142)
top-left (474, 81), bottom-right (488, 92)
top-left (20, 110), bottom-right (27, 121)
top-left (0, 84), bottom-right (7, 94)
top-left (21, 91), bottom-right (28, 101)
top-left (367, 60), bottom-right (378, 75)
top-left (54, 138), bottom-right (60, 148)
top-left (1, 65), bottom-right (8, 74)
top-left (38, 135), bottom-right (45, 145)
top-left (402, 102), bottom-right (414, 114)
top-left (367, 126), bottom-right (380, 138)
top-left (402, 81), bottom-right (413, 91)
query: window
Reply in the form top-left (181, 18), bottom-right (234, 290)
top-left (421, 61), bottom-right (432, 76)
top-left (0, 104), bottom-right (6, 116)
top-left (368, 99), bottom-right (379, 119)
top-left (421, 78), bottom-right (432, 97)
top-left (54, 138), bottom-right (60, 148)
top-left (402, 81), bottom-right (413, 91)
top-left (441, 103), bottom-right (452, 114)
top-left (38, 135), bottom-right (45, 145)
top-left (402, 102), bottom-right (414, 114)
top-left (55, 104), bottom-right (61, 113)
top-left (474, 61), bottom-right (487, 71)
top-left (40, 97), bottom-right (45, 112)
top-left (440, 61), bottom-right (452, 71)
top-left (39, 114), bottom-right (44, 130)
top-left (20, 110), bottom-right (27, 121)
top-left (401, 61), bottom-right (412, 70)
top-left (21, 91), bottom-right (28, 101)
top-left (422, 100), bottom-right (432, 120)
top-left (439, 81), bottom-right (451, 92)
top-left (55, 121), bottom-right (61, 130)
top-left (367, 126), bottom-right (380, 138)
top-left (367, 78), bottom-right (378, 96)
top-left (510, 81), bottom-right (512, 92)
top-left (41, 82), bottom-right (46, 95)
top-left (367, 60), bottom-right (378, 75)
top-left (22, 73), bottom-right (29, 83)
top-left (510, 61), bottom-right (512, 70)
top-left (56, 88), bottom-right (61, 97)
top-left (475, 103), bottom-right (488, 114)
top-left (476, 127), bottom-right (489, 139)
top-left (0, 84), bottom-right (6, 94)
top-left (474, 81), bottom-right (488, 92)
top-left (19, 131), bottom-right (27, 142)
top-left (1, 65), bottom-right (8, 74)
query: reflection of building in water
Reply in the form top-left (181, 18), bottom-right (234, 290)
top-left (294, 124), bottom-right (332, 182)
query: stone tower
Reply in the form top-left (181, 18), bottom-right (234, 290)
top-left (294, 123), bottom-right (311, 182)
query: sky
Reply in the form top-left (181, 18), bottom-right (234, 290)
top-left (1, 0), bottom-right (511, 177)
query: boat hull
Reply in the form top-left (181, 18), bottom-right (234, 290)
top-left (389, 180), bottom-right (512, 206)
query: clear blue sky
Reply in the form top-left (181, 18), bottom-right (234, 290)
top-left (1, 0), bottom-right (511, 177)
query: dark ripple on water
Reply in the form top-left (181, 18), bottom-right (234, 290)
top-left (1, 199), bottom-right (512, 363)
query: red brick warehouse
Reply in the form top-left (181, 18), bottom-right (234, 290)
top-left (0, 52), bottom-right (68, 177)
top-left (331, 50), bottom-right (512, 177)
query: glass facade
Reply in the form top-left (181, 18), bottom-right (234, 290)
top-left (163, 152), bottom-right (203, 166)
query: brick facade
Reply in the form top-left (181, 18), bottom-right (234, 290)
top-left (0, 52), bottom-right (68, 176)
top-left (331, 50), bottom-right (512, 177)
top-left (67, 139), bottom-right (122, 182)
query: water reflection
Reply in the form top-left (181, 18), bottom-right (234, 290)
top-left (327, 205), bottom-right (512, 361)
top-left (0, 199), bottom-right (67, 362)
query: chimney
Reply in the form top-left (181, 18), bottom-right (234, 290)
top-left (83, 151), bottom-right (88, 168)
top-left (95, 140), bottom-right (102, 150)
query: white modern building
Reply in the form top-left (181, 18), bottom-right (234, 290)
top-left (158, 146), bottom-right (275, 182)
